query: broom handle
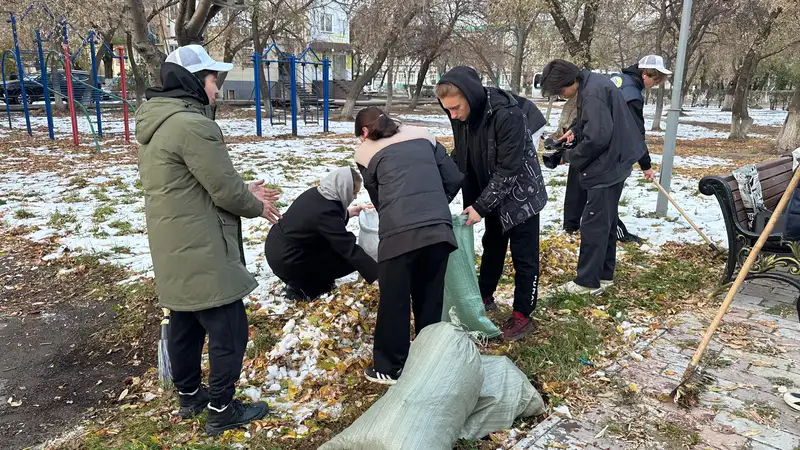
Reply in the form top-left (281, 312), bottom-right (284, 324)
top-left (652, 179), bottom-right (716, 248)
top-left (686, 167), bottom-right (800, 373)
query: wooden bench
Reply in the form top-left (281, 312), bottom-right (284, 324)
top-left (699, 156), bottom-right (800, 301)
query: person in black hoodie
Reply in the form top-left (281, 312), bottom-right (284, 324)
top-left (354, 107), bottom-right (462, 385)
top-left (436, 66), bottom-right (548, 341)
top-left (264, 167), bottom-right (379, 301)
top-left (540, 59), bottom-right (646, 295)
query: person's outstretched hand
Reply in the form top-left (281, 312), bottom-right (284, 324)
top-left (348, 204), bottom-right (374, 218)
top-left (249, 180), bottom-right (281, 202)
top-left (462, 205), bottom-right (482, 226)
top-left (262, 201), bottom-right (281, 224)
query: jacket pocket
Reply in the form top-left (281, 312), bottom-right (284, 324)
top-left (216, 211), bottom-right (241, 263)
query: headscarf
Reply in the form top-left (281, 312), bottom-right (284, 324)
top-left (317, 167), bottom-right (354, 214)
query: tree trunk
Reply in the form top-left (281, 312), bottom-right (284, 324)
top-left (510, 24), bottom-right (530, 94)
top-left (546, 0), bottom-right (599, 68)
top-left (728, 7), bottom-right (782, 140)
top-left (776, 88), bottom-right (800, 152)
top-left (127, 0), bottom-right (166, 87)
top-left (50, 52), bottom-right (65, 111)
top-left (251, 6), bottom-right (270, 106)
top-left (652, 85), bottom-right (665, 131)
top-left (409, 55), bottom-right (433, 110)
top-left (340, 7), bottom-right (419, 119)
top-left (385, 56), bottom-right (394, 113)
top-left (722, 81), bottom-right (735, 111)
top-left (126, 33), bottom-right (147, 106)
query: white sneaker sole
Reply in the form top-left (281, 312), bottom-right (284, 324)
top-left (364, 372), bottom-right (397, 386)
top-left (784, 392), bottom-right (800, 412)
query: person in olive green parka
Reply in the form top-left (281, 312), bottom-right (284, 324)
top-left (136, 45), bottom-right (280, 436)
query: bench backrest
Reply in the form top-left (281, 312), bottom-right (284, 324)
top-left (718, 156), bottom-right (793, 229)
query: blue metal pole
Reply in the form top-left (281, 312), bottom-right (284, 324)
top-left (10, 13), bottom-right (32, 135)
top-left (323, 57), bottom-right (329, 133)
top-left (89, 31), bottom-right (102, 137)
top-left (36, 29), bottom-right (54, 140)
top-left (253, 52), bottom-right (262, 137)
top-left (289, 54), bottom-right (297, 136)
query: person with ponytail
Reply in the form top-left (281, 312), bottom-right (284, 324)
top-left (353, 106), bottom-right (463, 385)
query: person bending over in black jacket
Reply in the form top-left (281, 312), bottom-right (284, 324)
top-left (354, 106), bottom-right (463, 385)
top-left (436, 66), bottom-right (548, 341)
top-left (540, 59), bottom-right (646, 295)
top-left (265, 167), bottom-right (378, 301)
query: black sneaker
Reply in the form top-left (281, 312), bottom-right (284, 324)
top-left (482, 296), bottom-right (498, 311)
top-left (178, 386), bottom-right (209, 419)
top-left (205, 399), bottom-right (269, 436)
top-left (364, 366), bottom-right (398, 385)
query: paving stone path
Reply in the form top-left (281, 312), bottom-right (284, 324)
top-left (516, 279), bottom-right (800, 450)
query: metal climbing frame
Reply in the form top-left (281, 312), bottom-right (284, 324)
top-left (2, 4), bottom-right (134, 147)
top-left (253, 43), bottom-right (330, 137)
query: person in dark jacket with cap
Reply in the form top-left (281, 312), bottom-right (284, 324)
top-left (562, 56), bottom-right (670, 242)
top-left (354, 107), bottom-right (463, 385)
top-left (436, 66), bottom-right (548, 341)
top-left (265, 167), bottom-right (379, 301)
top-left (540, 59), bottom-right (646, 295)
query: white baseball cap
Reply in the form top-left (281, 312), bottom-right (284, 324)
top-left (638, 55), bottom-right (672, 75)
top-left (165, 45), bottom-right (233, 74)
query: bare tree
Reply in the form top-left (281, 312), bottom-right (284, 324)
top-left (407, 0), bottom-right (471, 110)
top-left (340, 1), bottom-right (421, 119)
top-left (127, 0), bottom-right (168, 85)
top-left (777, 88), bottom-right (800, 151)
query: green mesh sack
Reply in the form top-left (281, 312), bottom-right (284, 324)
top-left (442, 215), bottom-right (501, 338)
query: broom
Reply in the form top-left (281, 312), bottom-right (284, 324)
top-left (158, 308), bottom-right (174, 390)
top-left (671, 166), bottom-right (800, 405)
top-left (652, 179), bottom-right (722, 255)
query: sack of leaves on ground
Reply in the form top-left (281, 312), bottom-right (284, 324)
top-left (460, 355), bottom-right (546, 440)
top-left (319, 322), bottom-right (483, 450)
top-left (442, 214), bottom-right (501, 338)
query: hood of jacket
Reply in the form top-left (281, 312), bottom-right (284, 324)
top-left (317, 167), bottom-right (354, 214)
top-left (438, 66), bottom-right (519, 129)
top-left (438, 66), bottom-right (488, 129)
top-left (135, 63), bottom-right (213, 145)
top-left (622, 65), bottom-right (644, 91)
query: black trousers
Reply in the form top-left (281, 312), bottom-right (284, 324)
top-left (564, 165), bottom-right (633, 239)
top-left (575, 181), bottom-right (626, 288)
top-left (276, 250), bottom-right (356, 299)
top-left (373, 242), bottom-right (451, 376)
top-left (478, 213), bottom-right (540, 316)
top-left (168, 300), bottom-right (249, 409)
top-left (564, 165), bottom-right (588, 232)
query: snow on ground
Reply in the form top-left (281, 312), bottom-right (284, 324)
top-left (0, 105), bottom-right (774, 427)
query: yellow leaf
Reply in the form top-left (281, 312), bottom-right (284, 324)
top-left (751, 361), bottom-right (773, 367)
top-left (743, 430), bottom-right (761, 436)
top-left (591, 309), bottom-right (611, 319)
top-left (664, 369), bottom-right (676, 376)
top-left (628, 383), bottom-right (640, 393)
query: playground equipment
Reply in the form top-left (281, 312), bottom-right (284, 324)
top-left (1, 3), bottom-right (134, 149)
top-left (253, 43), bottom-right (330, 137)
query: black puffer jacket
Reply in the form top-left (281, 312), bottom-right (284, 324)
top-left (264, 187), bottom-right (379, 283)
top-left (438, 66), bottom-right (548, 232)
top-left (566, 69), bottom-right (646, 189)
top-left (356, 129), bottom-right (462, 240)
top-left (611, 65), bottom-right (652, 171)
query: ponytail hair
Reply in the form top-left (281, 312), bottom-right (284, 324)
top-left (354, 106), bottom-right (400, 140)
